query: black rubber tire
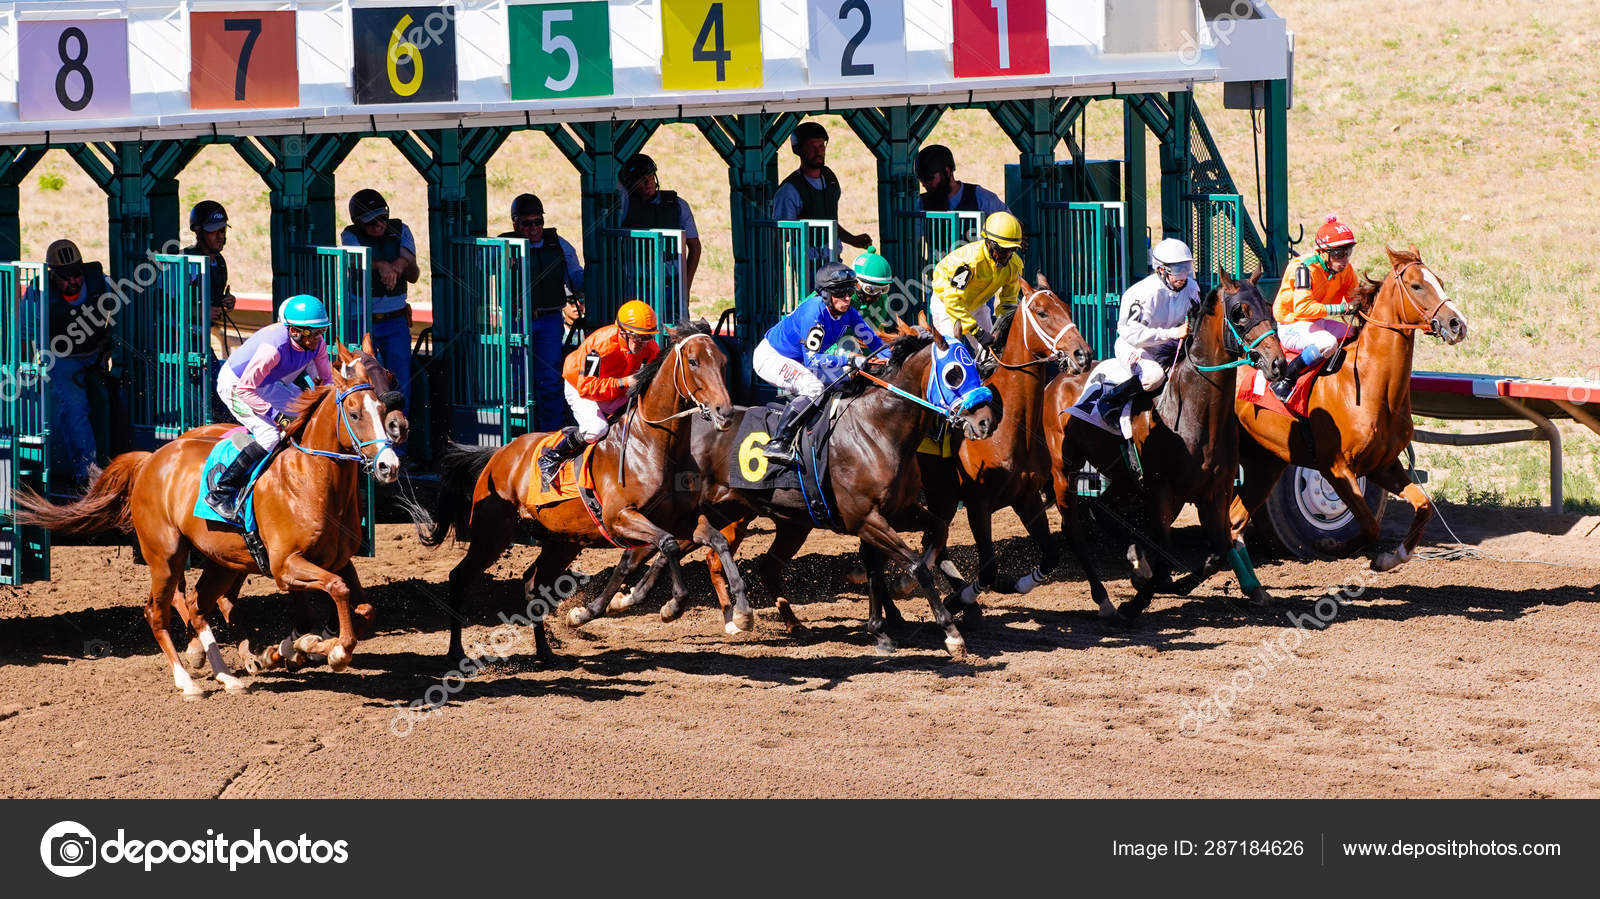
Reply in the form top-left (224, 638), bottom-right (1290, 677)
top-left (1255, 465), bottom-right (1389, 560)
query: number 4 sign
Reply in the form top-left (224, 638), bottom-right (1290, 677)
top-left (952, 0), bottom-right (1049, 78)
top-left (805, 0), bottom-right (905, 86)
top-left (661, 0), bottom-right (762, 91)
top-left (16, 19), bottom-right (132, 121)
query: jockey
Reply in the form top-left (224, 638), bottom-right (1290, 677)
top-left (930, 211), bottom-right (1025, 372)
top-left (1085, 238), bottom-right (1198, 421)
top-left (206, 294), bottom-right (335, 519)
top-left (755, 262), bottom-right (886, 466)
top-left (1271, 214), bottom-right (1359, 398)
top-left (849, 246), bottom-right (897, 332)
top-left (539, 300), bottom-right (661, 489)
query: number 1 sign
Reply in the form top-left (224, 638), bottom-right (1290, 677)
top-left (805, 0), bottom-right (905, 86)
top-left (17, 19), bottom-right (132, 121)
top-left (951, 0), bottom-right (1048, 79)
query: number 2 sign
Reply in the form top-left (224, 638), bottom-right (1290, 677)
top-left (805, 0), bottom-right (905, 86)
top-left (16, 19), bottom-right (132, 121)
top-left (190, 11), bottom-right (299, 110)
top-left (951, 0), bottom-right (1048, 79)
top-left (661, 0), bottom-right (762, 91)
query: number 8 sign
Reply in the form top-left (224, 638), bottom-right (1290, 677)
top-left (805, 0), bottom-right (906, 86)
top-left (16, 19), bottom-right (132, 121)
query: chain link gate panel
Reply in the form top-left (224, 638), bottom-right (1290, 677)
top-left (0, 262), bottom-right (49, 583)
top-left (1185, 194), bottom-right (1247, 297)
top-left (149, 254), bottom-right (213, 443)
top-left (448, 238), bottom-right (535, 446)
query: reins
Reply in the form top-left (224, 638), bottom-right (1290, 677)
top-left (992, 292), bottom-right (1080, 371)
top-left (289, 382), bottom-right (393, 471)
top-left (635, 333), bottom-right (719, 426)
top-left (1356, 262), bottom-right (1450, 334)
top-left (1192, 294), bottom-right (1277, 373)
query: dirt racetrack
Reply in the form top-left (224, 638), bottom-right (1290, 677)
top-left (2, 500), bottom-right (1597, 798)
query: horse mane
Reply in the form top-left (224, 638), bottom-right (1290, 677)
top-left (883, 329), bottom-right (933, 373)
top-left (281, 383), bottom-right (334, 439)
top-left (626, 318), bottom-right (713, 402)
top-left (991, 308), bottom-right (1017, 352)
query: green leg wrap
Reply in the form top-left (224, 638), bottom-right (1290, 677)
top-left (1228, 544), bottom-right (1262, 595)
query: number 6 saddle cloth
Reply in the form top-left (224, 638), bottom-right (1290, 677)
top-left (728, 397), bottom-right (843, 527)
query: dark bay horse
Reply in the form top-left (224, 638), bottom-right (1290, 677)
top-left (414, 320), bottom-right (741, 665)
top-left (1232, 246), bottom-right (1467, 570)
top-left (576, 322), bottom-right (1003, 659)
top-left (18, 339), bottom-right (406, 695)
top-left (919, 276), bottom-right (1094, 605)
top-left (1046, 269), bottom-right (1285, 619)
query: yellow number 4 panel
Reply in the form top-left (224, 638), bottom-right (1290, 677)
top-left (661, 0), bottom-right (761, 90)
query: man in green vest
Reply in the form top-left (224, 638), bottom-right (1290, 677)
top-left (499, 192), bottom-right (584, 431)
top-left (618, 153), bottom-right (701, 307)
top-left (771, 121), bottom-right (873, 258)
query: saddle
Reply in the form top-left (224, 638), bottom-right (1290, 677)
top-left (191, 428), bottom-right (276, 571)
top-left (728, 395), bottom-right (843, 527)
top-left (1239, 332), bottom-right (1357, 419)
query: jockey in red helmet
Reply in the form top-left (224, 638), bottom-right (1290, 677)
top-left (1270, 214), bottom-right (1359, 398)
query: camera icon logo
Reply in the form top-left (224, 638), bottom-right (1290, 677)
top-left (82, 638), bottom-right (111, 659)
top-left (673, 472), bottom-right (701, 492)
top-left (39, 820), bottom-right (96, 877)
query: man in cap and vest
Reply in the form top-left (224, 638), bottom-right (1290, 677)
top-left (771, 121), bottom-right (874, 258)
top-left (33, 239), bottom-right (111, 489)
top-left (618, 153), bottom-right (702, 308)
top-left (183, 200), bottom-right (239, 413)
top-left (500, 192), bottom-right (585, 431)
top-left (1270, 215), bottom-right (1360, 399)
top-left (915, 144), bottom-right (1009, 215)
top-left (929, 210), bottom-right (1027, 374)
top-left (340, 188), bottom-right (419, 408)
top-left (538, 300), bottom-right (662, 490)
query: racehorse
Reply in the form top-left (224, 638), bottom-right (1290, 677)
top-left (414, 320), bottom-right (741, 665)
top-left (1232, 246), bottom-right (1467, 570)
top-left (918, 275), bottom-right (1094, 607)
top-left (574, 319), bottom-right (1002, 660)
top-left (1045, 268), bottom-right (1285, 619)
top-left (17, 338), bottom-right (406, 695)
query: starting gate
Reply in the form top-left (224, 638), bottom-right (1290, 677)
top-left (149, 254), bottom-right (213, 443)
top-left (1053, 201), bottom-right (1129, 360)
top-left (775, 219), bottom-right (837, 319)
top-left (448, 237), bottom-right (536, 445)
top-left (598, 228), bottom-right (685, 334)
top-left (1185, 193), bottom-right (1249, 296)
top-left (0, 261), bottom-right (49, 584)
top-left (919, 210), bottom-right (983, 281)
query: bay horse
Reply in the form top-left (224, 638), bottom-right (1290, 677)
top-left (1046, 268), bottom-right (1285, 619)
top-left (414, 320), bottom-right (741, 665)
top-left (575, 320), bottom-right (1003, 659)
top-left (17, 339), bottom-right (406, 695)
top-left (1231, 246), bottom-right (1467, 570)
top-left (918, 275), bottom-right (1094, 606)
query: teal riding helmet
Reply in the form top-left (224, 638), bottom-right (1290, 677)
top-left (280, 294), bottom-right (332, 329)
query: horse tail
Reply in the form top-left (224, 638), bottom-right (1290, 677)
top-left (14, 451), bottom-right (151, 536)
top-left (412, 442), bottom-right (499, 547)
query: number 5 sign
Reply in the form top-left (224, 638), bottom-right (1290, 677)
top-left (508, 1), bottom-right (612, 100)
top-left (661, 0), bottom-right (762, 91)
top-left (952, 0), bottom-right (1048, 78)
top-left (805, 0), bottom-right (905, 86)
top-left (16, 19), bottom-right (132, 121)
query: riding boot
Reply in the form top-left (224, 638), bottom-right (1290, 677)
top-left (1270, 348), bottom-right (1320, 400)
top-left (206, 441), bottom-right (270, 521)
top-left (762, 394), bottom-right (817, 467)
top-left (539, 427), bottom-right (586, 491)
top-left (1094, 376), bottom-right (1145, 422)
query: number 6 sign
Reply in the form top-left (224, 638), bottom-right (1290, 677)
top-left (952, 0), bottom-right (1048, 79)
top-left (351, 5), bottom-right (458, 104)
top-left (16, 19), bottom-right (132, 121)
top-left (805, 0), bottom-right (906, 86)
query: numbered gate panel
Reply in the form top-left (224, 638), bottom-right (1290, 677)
top-left (508, 1), bottom-right (613, 100)
top-left (950, 0), bottom-right (1049, 79)
top-left (189, 10), bottom-right (299, 110)
top-left (15, 18), bottom-right (131, 121)
top-left (660, 0), bottom-right (762, 91)
top-left (351, 4), bottom-right (458, 104)
top-left (805, 0), bottom-right (906, 86)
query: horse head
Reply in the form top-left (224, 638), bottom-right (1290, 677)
top-left (1217, 267), bottom-right (1287, 381)
top-left (1014, 274), bottom-right (1094, 373)
top-left (631, 320), bottom-right (735, 430)
top-left (1382, 246), bottom-right (1468, 345)
top-left (332, 335), bottom-right (406, 484)
top-left (898, 313), bottom-right (1002, 440)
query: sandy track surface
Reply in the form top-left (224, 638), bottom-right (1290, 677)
top-left (1, 501), bottom-right (1596, 798)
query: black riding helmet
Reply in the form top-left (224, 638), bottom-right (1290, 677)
top-left (189, 199), bottom-right (228, 233)
top-left (349, 188), bottom-right (389, 225)
top-left (510, 193), bottom-right (543, 219)
top-left (619, 154), bottom-right (657, 192)
top-left (815, 262), bottom-right (857, 298)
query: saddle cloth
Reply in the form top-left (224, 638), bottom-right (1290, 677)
top-left (526, 430), bottom-right (593, 508)
top-left (728, 398), bottom-right (840, 526)
top-left (1239, 359), bottom-right (1323, 419)
top-left (192, 428), bottom-right (267, 529)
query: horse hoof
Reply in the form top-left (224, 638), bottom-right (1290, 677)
top-left (1371, 547), bottom-right (1410, 572)
top-left (294, 633), bottom-right (321, 654)
top-left (218, 673), bottom-right (249, 693)
top-left (660, 601), bottom-right (683, 623)
top-left (182, 644), bottom-right (205, 671)
top-left (610, 589), bottom-right (637, 611)
top-left (568, 606), bottom-right (593, 627)
top-left (845, 565), bottom-right (868, 586)
top-left (1313, 538), bottom-right (1344, 558)
top-left (892, 576), bottom-right (917, 600)
top-left (239, 641), bottom-right (263, 676)
top-left (181, 683), bottom-right (205, 698)
top-left (734, 610), bottom-right (755, 632)
top-left (944, 638), bottom-right (968, 662)
top-left (873, 637), bottom-right (896, 655)
top-left (959, 604), bottom-right (984, 629)
top-left (1248, 587), bottom-right (1273, 608)
top-left (327, 645), bottom-right (351, 672)
top-left (1097, 600), bottom-right (1118, 619)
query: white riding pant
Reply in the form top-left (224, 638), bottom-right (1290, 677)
top-left (1111, 341), bottom-right (1179, 392)
top-left (752, 339), bottom-right (826, 400)
top-left (566, 381), bottom-right (627, 443)
top-left (930, 298), bottom-right (993, 357)
top-left (1279, 319), bottom-right (1351, 360)
top-left (217, 367), bottom-right (302, 452)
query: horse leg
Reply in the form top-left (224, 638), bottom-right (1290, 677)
top-left (1367, 457), bottom-right (1433, 572)
top-left (524, 541), bottom-right (582, 664)
top-left (1201, 491), bottom-right (1271, 608)
top-left (695, 516), bottom-right (752, 634)
top-left (1312, 464), bottom-right (1384, 559)
top-left (1011, 487), bottom-right (1057, 596)
top-left (1119, 491), bottom-right (1178, 621)
top-left (277, 554), bottom-right (360, 672)
top-left (702, 519), bottom-right (751, 631)
top-left (187, 564), bottom-right (249, 692)
top-left (858, 543), bottom-right (894, 654)
top-left (1056, 489), bottom-right (1115, 618)
top-left (1230, 436), bottom-right (1289, 543)
top-left (759, 519), bottom-right (812, 632)
top-left (440, 500), bottom-right (518, 665)
top-left (141, 540), bottom-right (203, 696)
top-left (570, 546), bottom-right (651, 627)
top-left (857, 509), bottom-right (965, 661)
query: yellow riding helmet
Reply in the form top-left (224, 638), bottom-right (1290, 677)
top-left (981, 211), bottom-right (1024, 249)
top-left (617, 300), bottom-right (658, 335)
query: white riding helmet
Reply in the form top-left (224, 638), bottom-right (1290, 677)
top-left (1151, 238), bottom-right (1195, 279)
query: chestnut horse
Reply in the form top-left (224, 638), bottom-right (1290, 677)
top-left (414, 320), bottom-right (740, 665)
top-left (17, 340), bottom-right (406, 695)
top-left (918, 276), bottom-right (1094, 607)
top-left (1046, 269), bottom-right (1285, 619)
top-left (576, 321), bottom-right (1003, 659)
top-left (1232, 247), bottom-right (1467, 570)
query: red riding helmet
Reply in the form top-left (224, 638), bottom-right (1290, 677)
top-left (1314, 214), bottom-right (1357, 251)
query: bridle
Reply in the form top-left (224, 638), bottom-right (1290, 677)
top-left (1356, 261), bottom-right (1456, 336)
top-left (636, 333), bottom-right (722, 426)
top-left (992, 291), bottom-right (1080, 370)
top-left (1192, 287), bottom-right (1278, 373)
top-left (290, 381), bottom-right (395, 472)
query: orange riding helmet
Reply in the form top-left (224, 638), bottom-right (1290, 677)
top-left (616, 300), bottom-right (658, 335)
top-left (1314, 214), bottom-right (1357, 251)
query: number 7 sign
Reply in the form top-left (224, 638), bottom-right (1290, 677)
top-left (190, 11), bottom-right (299, 109)
top-left (952, 0), bottom-right (1048, 78)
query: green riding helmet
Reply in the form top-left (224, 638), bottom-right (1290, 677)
top-left (851, 247), bottom-right (894, 302)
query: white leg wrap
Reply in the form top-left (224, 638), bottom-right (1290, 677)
top-left (1014, 567), bottom-right (1048, 595)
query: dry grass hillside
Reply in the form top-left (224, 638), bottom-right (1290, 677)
top-left (14, 0), bottom-right (1597, 506)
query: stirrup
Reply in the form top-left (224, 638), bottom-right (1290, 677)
top-left (207, 491), bottom-right (240, 521)
top-left (762, 441), bottom-right (798, 465)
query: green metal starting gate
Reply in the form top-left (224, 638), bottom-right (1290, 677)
top-left (0, 262), bottom-right (49, 584)
top-left (598, 228), bottom-right (685, 335)
top-left (920, 210), bottom-right (983, 280)
top-left (149, 254), bottom-right (213, 442)
top-left (775, 219), bottom-right (837, 319)
top-left (448, 237), bottom-right (535, 445)
top-left (1035, 200), bottom-right (1129, 360)
top-left (1185, 193), bottom-right (1249, 296)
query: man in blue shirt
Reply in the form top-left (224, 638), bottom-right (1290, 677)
top-left (499, 192), bottom-right (583, 431)
top-left (771, 122), bottom-right (872, 274)
top-left (340, 188), bottom-right (419, 408)
top-left (753, 262), bottom-right (884, 465)
top-left (915, 144), bottom-right (1009, 215)
top-left (618, 153), bottom-right (701, 309)
top-left (34, 239), bottom-right (111, 490)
